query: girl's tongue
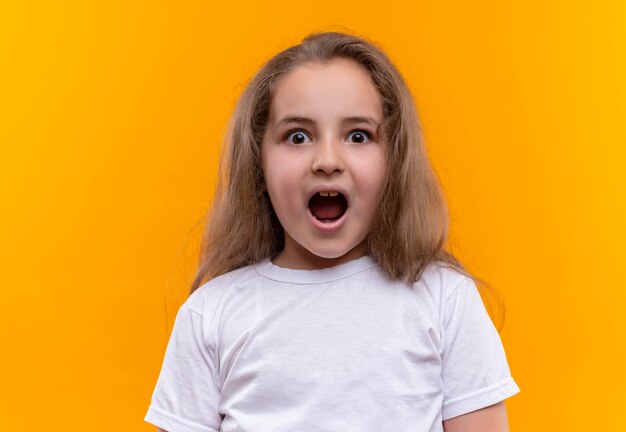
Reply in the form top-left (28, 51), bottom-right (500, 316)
top-left (309, 194), bottom-right (346, 221)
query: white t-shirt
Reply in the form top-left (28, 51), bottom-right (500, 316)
top-left (144, 255), bottom-right (520, 432)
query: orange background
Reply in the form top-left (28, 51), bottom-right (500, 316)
top-left (1, 1), bottom-right (625, 430)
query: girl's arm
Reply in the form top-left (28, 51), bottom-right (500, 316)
top-left (443, 401), bottom-right (509, 432)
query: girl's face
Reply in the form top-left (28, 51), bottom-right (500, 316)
top-left (261, 58), bottom-right (387, 270)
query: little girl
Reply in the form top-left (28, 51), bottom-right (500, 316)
top-left (145, 31), bottom-right (520, 432)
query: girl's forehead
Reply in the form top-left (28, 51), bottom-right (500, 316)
top-left (268, 59), bottom-right (383, 126)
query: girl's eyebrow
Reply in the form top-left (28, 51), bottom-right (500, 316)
top-left (276, 116), bottom-right (379, 127)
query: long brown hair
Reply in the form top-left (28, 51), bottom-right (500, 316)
top-left (190, 30), bottom-right (506, 330)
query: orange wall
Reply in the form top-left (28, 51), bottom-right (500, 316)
top-left (1, 1), bottom-right (625, 430)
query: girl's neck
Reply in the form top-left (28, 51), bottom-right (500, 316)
top-left (271, 242), bottom-right (366, 270)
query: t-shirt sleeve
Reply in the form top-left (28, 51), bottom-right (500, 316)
top-left (440, 277), bottom-right (521, 421)
top-left (144, 305), bottom-right (222, 432)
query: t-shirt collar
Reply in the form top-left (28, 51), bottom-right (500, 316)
top-left (253, 254), bottom-right (377, 284)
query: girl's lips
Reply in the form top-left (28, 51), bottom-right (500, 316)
top-left (307, 207), bottom-right (348, 233)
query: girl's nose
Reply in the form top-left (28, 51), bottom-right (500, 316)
top-left (311, 138), bottom-right (345, 175)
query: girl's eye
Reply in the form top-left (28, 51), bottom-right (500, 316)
top-left (284, 130), bottom-right (312, 145)
top-left (347, 129), bottom-right (373, 144)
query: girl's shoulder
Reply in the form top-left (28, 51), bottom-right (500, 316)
top-left (179, 261), bottom-right (261, 315)
top-left (411, 260), bottom-right (474, 304)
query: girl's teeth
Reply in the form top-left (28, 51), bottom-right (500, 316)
top-left (318, 191), bottom-right (339, 197)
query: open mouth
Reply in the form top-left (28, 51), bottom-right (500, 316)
top-left (308, 191), bottom-right (348, 223)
